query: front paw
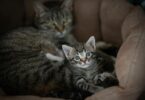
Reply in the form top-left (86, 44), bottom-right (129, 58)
top-left (93, 75), bottom-right (100, 85)
top-left (94, 72), bottom-right (116, 85)
top-left (102, 77), bottom-right (118, 87)
top-left (76, 78), bottom-right (88, 91)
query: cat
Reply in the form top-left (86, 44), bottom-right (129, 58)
top-left (62, 36), bottom-right (118, 93)
top-left (0, 0), bottom-right (71, 96)
top-left (0, 26), bottom-right (66, 94)
top-left (34, 0), bottom-right (78, 48)
top-left (0, 35), bottom-right (118, 100)
top-left (0, 0), bottom-right (117, 99)
top-left (0, 0), bottom-right (85, 99)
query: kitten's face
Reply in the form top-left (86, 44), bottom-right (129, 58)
top-left (62, 36), bottom-right (96, 68)
top-left (70, 49), bottom-right (95, 68)
top-left (34, 0), bottom-right (73, 38)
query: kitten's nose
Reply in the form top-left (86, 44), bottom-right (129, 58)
top-left (59, 32), bottom-right (65, 38)
top-left (57, 27), bottom-right (64, 33)
top-left (57, 32), bottom-right (65, 38)
top-left (81, 59), bottom-right (87, 63)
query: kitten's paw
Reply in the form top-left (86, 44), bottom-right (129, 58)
top-left (93, 75), bottom-right (99, 85)
top-left (93, 74), bottom-right (107, 85)
top-left (45, 53), bottom-right (64, 62)
top-left (76, 78), bottom-right (88, 91)
top-left (93, 72), bottom-right (116, 85)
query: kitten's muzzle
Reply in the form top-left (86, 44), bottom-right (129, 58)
top-left (80, 58), bottom-right (87, 63)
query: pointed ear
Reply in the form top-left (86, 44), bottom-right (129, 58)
top-left (33, 1), bottom-right (48, 18)
top-left (61, 0), bottom-right (73, 11)
top-left (85, 36), bottom-right (96, 52)
top-left (62, 45), bottom-right (75, 59)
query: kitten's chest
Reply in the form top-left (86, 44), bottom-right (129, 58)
top-left (74, 67), bottom-right (99, 79)
top-left (85, 69), bottom-right (99, 79)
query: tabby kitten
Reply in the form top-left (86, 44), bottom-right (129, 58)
top-left (62, 36), bottom-right (118, 93)
top-left (34, 0), bottom-right (78, 47)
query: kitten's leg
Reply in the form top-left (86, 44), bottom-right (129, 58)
top-left (94, 72), bottom-right (116, 82)
top-left (93, 72), bottom-right (118, 86)
top-left (76, 78), bottom-right (104, 93)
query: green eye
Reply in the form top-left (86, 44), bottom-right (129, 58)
top-left (53, 23), bottom-right (56, 27)
top-left (74, 56), bottom-right (80, 61)
top-left (86, 52), bottom-right (92, 57)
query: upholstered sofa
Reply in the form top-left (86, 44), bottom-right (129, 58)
top-left (0, 0), bottom-right (145, 100)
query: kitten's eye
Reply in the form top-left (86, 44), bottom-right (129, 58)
top-left (53, 23), bottom-right (56, 27)
top-left (62, 21), bottom-right (66, 28)
top-left (86, 52), bottom-right (92, 57)
top-left (74, 56), bottom-right (80, 61)
top-left (53, 23), bottom-right (59, 30)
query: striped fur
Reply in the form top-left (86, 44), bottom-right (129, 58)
top-left (0, 27), bottom-right (88, 99)
top-left (34, 0), bottom-right (78, 47)
top-left (0, 27), bottom-right (65, 95)
top-left (0, 0), bottom-right (83, 99)
top-left (0, 1), bottom-right (117, 99)
top-left (62, 36), bottom-right (118, 93)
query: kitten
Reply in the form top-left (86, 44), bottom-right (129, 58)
top-left (62, 36), bottom-right (118, 93)
top-left (34, 0), bottom-right (78, 47)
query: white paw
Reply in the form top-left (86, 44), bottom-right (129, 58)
top-left (45, 53), bottom-right (64, 62)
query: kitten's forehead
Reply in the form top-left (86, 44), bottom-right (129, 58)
top-left (75, 44), bottom-right (90, 52)
top-left (75, 44), bottom-right (84, 51)
top-left (74, 44), bottom-right (94, 58)
top-left (77, 50), bottom-right (86, 58)
top-left (74, 45), bottom-right (86, 57)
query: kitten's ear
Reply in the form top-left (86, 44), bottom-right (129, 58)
top-left (62, 45), bottom-right (75, 59)
top-left (33, 1), bottom-right (48, 18)
top-left (61, 0), bottom-right (73, 11)
top-left (85, 36), bottom-right (96, 52)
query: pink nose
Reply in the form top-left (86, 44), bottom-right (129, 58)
top-left (81, 59), bottom-right (86, 63)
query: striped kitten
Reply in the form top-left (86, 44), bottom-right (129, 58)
top-left (34, 0), bottom-right (78, 47)
top-left (62, 36), bottom-right (118, 93)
